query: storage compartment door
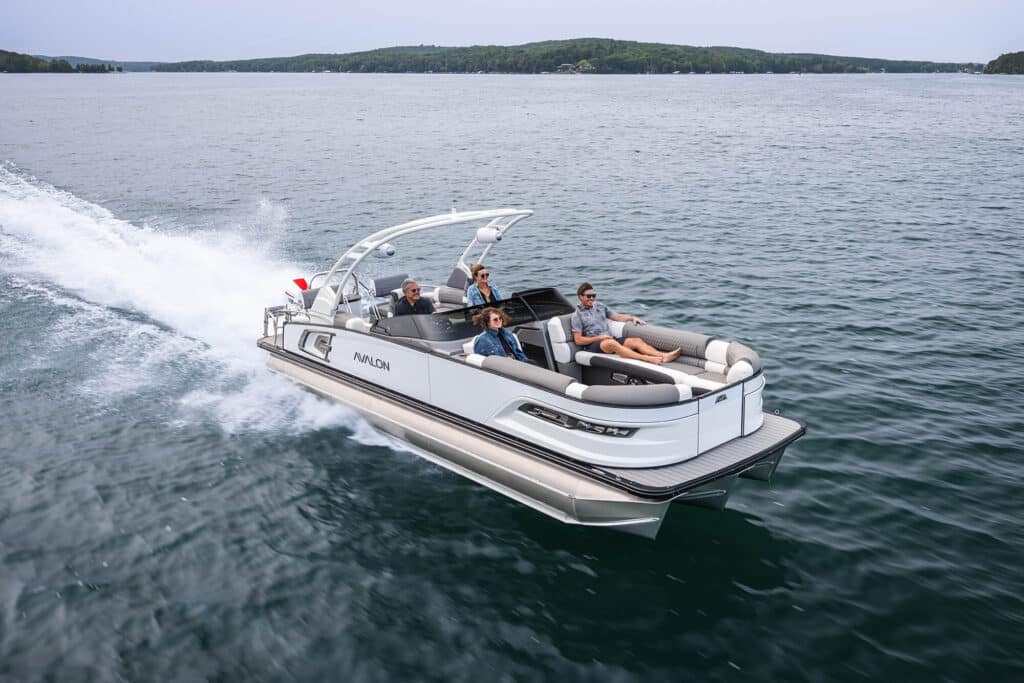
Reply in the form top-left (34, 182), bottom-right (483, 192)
top-left (743, 376), bottom-right (765, 435)
top-left (698, 385), bottom-right (743, 452)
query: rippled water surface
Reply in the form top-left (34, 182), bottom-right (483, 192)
top-left (1, 73), bottom-right (1023, 681)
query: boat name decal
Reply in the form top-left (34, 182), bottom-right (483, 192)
top-left (519, 404), bottom-right (634, 437)
top-left (354, 352), bottom-right (390, 372)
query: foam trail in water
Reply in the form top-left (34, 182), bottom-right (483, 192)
top-left (0, 166), bottom-right (383, 439)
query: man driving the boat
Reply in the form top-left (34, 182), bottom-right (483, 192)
top-left (395, 279), bottom-right (436, 316)
top-left (572, 282), bottom-right (681, 365)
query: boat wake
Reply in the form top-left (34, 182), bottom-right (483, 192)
top-left (0, 165), bottom-right (388, 442)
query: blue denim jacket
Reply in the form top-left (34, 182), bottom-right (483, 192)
top-left (473, 328), bottom-right (527, 361)
top-left (466, 282), bottom-right (503, 306)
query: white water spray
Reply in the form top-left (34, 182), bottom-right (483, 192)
top-left (0, 166), bottom-right (380, 438)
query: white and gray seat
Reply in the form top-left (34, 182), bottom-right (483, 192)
top-left (432, 285), bottom-right (468, 310)
top-left (463, 354), bottom-right (690, 405)
top-left (332, 311), bottom-right (373, 332)
top-left (545, 313), bottom-right (760, 391)
top-left (546, 313), bottom-right (585, 381)
top-left (618, 322), bottom-right (762, 384)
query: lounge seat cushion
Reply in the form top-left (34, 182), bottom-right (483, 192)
top-left (576, 351), bottom-right (707, 393)
top-left (435, 285), bottom-right (467, 306)
top-left (622, 323), bottom-right (712, 359)
top-left (575, 351), bottom-right (691, 386)
top-left (466, 354), bottom-right (575, 394)
top-left (566, 382), bottom-right (690, 406)
top-left (621, 322), bottom-right (762, 379)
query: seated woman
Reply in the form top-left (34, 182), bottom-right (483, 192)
top-left (472, 307), bottom-right (531, 362)
top-left (466, 263), bottom-right (503, 306)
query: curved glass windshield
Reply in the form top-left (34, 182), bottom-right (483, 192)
top-left (373, 288), bottom-right (574, 342)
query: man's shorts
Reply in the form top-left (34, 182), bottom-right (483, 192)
top-left (584, 336), bottom-right (626, 353)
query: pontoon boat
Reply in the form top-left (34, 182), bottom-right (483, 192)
top-left (259, 209), bottom-right (805, 538)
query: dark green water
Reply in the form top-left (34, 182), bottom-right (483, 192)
top-left (1, 73), bottom-right (1022, 681)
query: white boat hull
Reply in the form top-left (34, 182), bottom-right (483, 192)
top-left (263, 344), bottom-right (803, 539)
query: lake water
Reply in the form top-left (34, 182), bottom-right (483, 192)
top-left (1, 72), bottom-right (1023, 681)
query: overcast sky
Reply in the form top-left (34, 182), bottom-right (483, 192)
top-left (4, 0), bottom-right (1021, 63)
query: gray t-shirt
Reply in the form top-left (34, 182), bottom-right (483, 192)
top-left (571, 302), bottom-right (615, 338)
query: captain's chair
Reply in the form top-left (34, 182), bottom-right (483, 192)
top-left (372, 273), bottom-right (410, 302)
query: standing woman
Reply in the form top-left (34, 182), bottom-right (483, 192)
top-left (467, 263), bottom-right (503, 306)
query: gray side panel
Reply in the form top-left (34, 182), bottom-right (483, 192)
top-left (556, 361), bottom-right (582, 382)
top-left (481, 356), bottom-right (575, 393)
top-left (586, 354), bottom-right (676, 385)
top-left (580, 384), bottom-right (681, 406)
top-left (727, 341), bottom-right (763, 373)
top-left (623, 324), bottom-right (711, 358)
top-left (373, 273), bottom-right (410, 297)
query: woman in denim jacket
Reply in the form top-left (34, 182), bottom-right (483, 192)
top-left (471, 307), bottom-right (528, 361)
top-left (466, 263), bottom-right (503, 306)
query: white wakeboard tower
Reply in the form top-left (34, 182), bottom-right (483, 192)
top-left (306, 208), bottom-right (531, 323)
top-left (261, 208), bottom-right (804, 539)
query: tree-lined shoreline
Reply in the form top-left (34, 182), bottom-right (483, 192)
top-left (149, 39), bottom-right (981, 74)
top-left (984, 52), bottom-right (1024, 74)
top-left (0, 50), bottom-right (125, 73)
top-left (2, 39), bottom-right (1001, 75)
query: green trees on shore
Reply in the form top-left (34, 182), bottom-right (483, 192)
top-left (0, 50), bottom-right (125, 73)
top-left (75, 62), bottom-right (121, 73)
top-left (985, 52), bottom-right (1024, 74)
top-left (3, 41), bottom-right (998, 76)
top-left (150, 39), bottom-right (981, 74)
top-left (0, 50), bottom-right (72, 72)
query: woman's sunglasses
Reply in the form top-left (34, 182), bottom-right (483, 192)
top-left (583, 293), bottom-right (597, 299)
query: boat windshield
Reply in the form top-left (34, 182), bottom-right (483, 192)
top-left (373, 288), bottom-right (574, 342)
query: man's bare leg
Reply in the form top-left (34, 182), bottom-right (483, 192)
top-left (601, 339), bottom-right (664, 364)
top-left (624, 338), bottom-right (682, 362)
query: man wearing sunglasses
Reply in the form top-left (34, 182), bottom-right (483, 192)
top-left (395, 279), bottom-right (436, 316)
top-left (571, 282), bottom-right (681, 365)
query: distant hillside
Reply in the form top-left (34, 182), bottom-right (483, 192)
top-left (35, 54), bottom-right (162, 72)
top-left (151, 38), bottom-right (982, 74)
top-left (1, 49), bottom-right (72, 72)
top-left (985, 51), bottom-right (1024, 74)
